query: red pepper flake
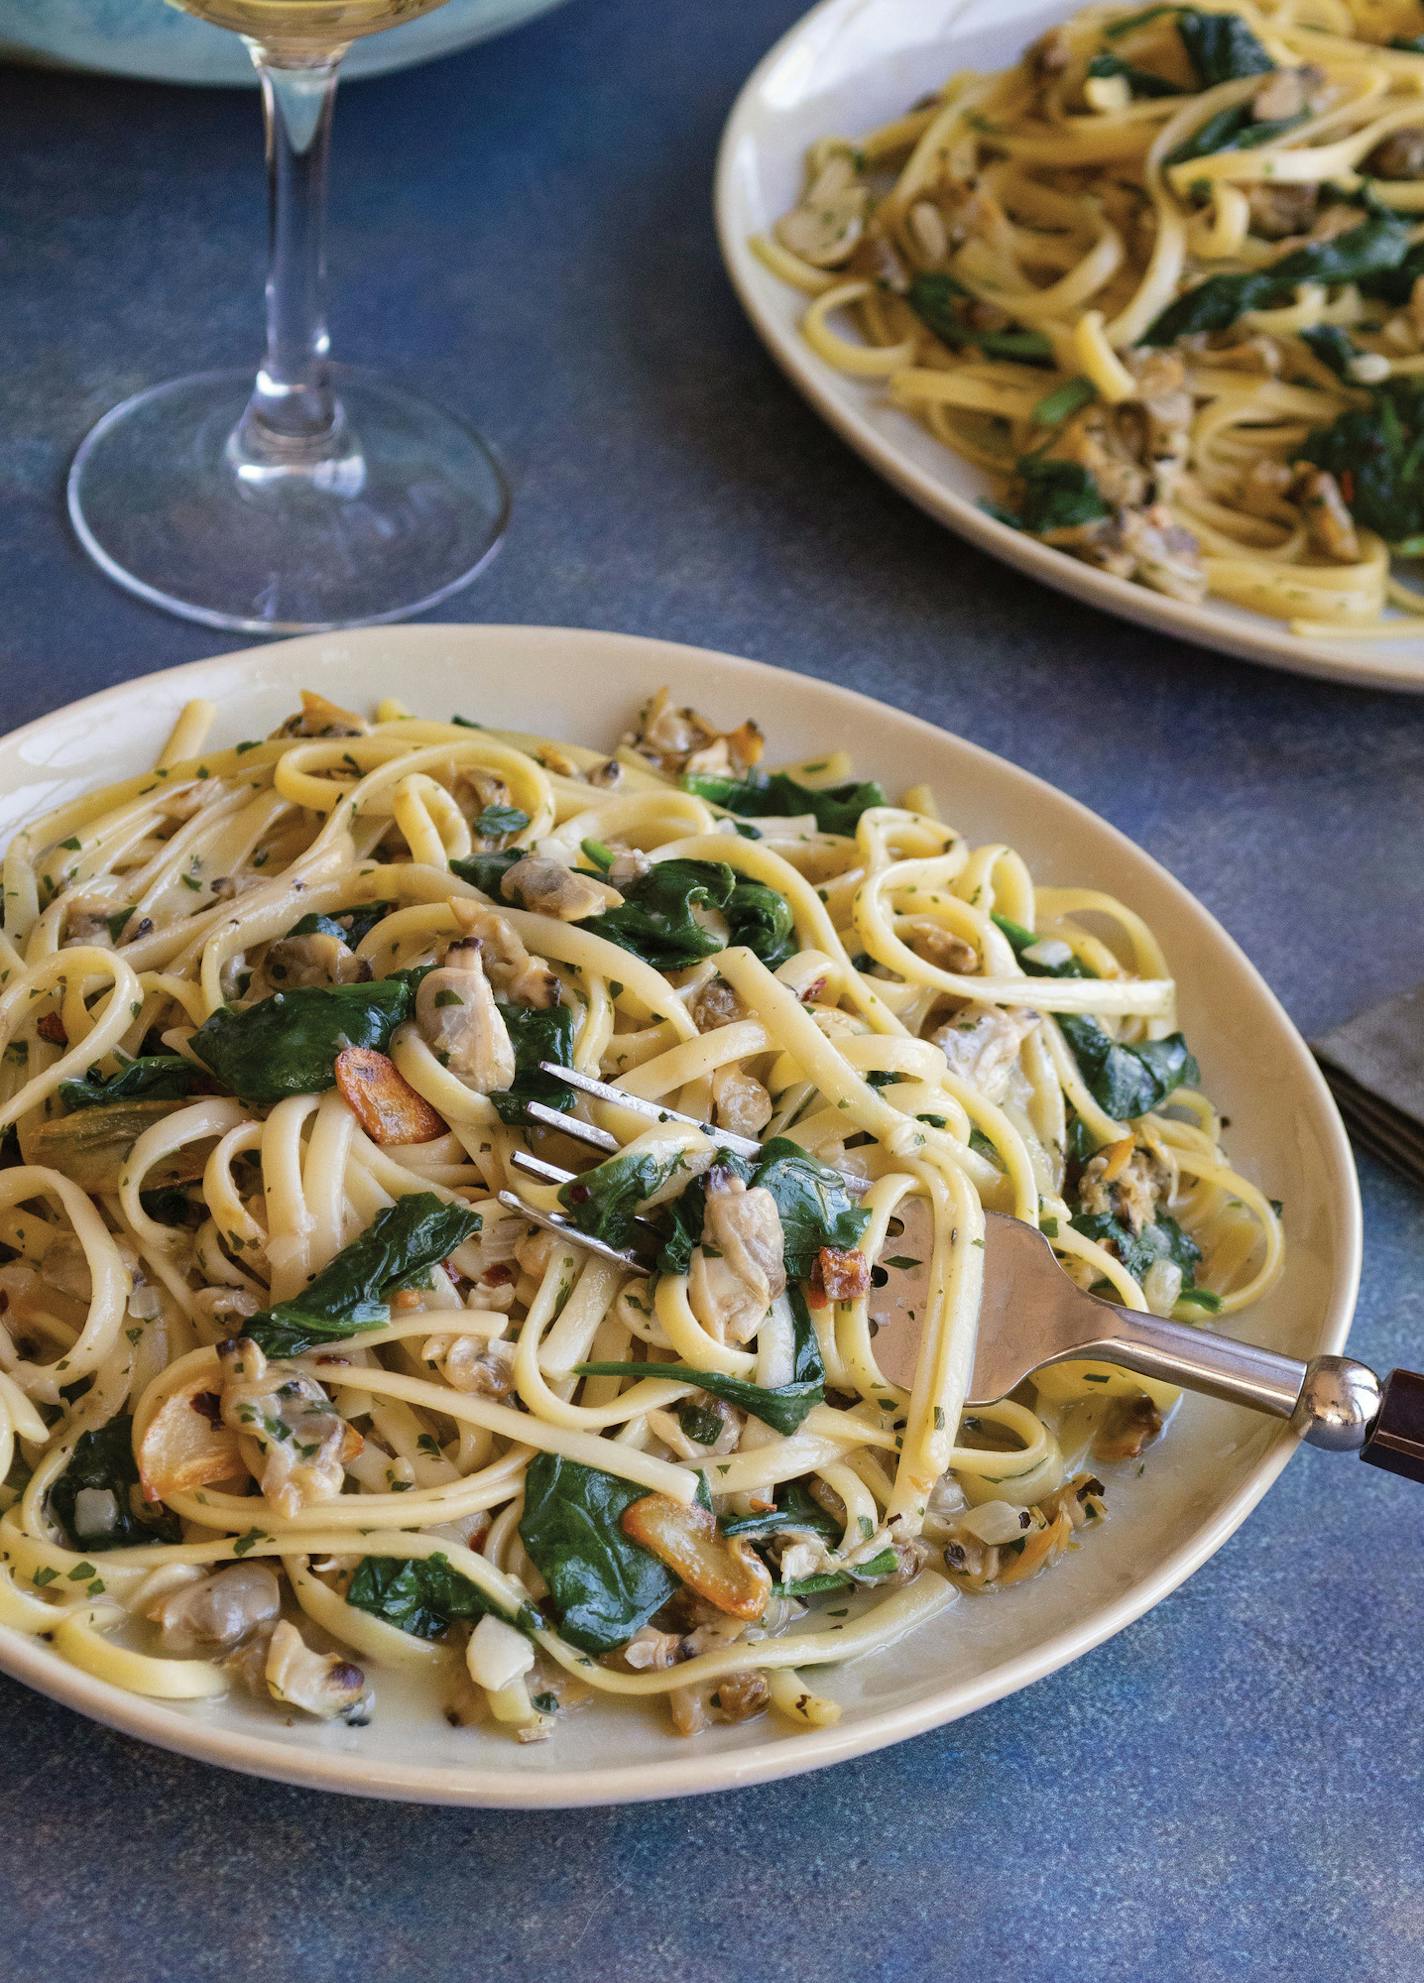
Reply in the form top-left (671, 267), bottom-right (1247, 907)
top-left (36, 1012), bottom-right (67, 1046)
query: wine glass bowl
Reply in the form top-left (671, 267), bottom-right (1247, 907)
top-left (66, 0), bottom-right (510, 633)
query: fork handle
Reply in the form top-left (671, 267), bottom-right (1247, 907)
top-left (1064, 1307), bottom-right (1423, 1469)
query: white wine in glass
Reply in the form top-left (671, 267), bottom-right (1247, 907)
top-left (67, 0), bottom-right (509, 634)
top-left (172, 0), bottom-right (449, 51)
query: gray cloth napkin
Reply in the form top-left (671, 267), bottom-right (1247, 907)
top-left (1313, 985), bottom-right (1424, 1183)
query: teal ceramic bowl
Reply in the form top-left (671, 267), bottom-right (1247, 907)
top-left (0, 0), bottom-right (569, 84)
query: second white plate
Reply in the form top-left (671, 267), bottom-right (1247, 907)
top-left (715, 0), bottom-right (1424, 693)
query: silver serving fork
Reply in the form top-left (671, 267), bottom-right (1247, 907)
top-left (500, 1063), bottom-right (1424, 1480)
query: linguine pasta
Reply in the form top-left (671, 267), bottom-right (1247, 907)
top-left (0, 686), bottom-right (1282, 1740)
top-left (756, 0), bottom-right (1424, 639)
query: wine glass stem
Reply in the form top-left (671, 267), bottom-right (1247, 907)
top-left (241, 49), bottom-right (345, 458)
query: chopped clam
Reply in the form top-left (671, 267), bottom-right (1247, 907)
top-left (1076, 1137), bottom-right (1170, 1236)
top-left (275, 690), bottom-right (369, 739)
top-left (218, 1338), bottom-right (362, 1519)
top-left (906, 919), bottom-right (978, 974)
top-left (264, 931), bottom-right (369, 989)
top-left (622, 687), bottom-right (763, 779)
top-left (1292, 466), bottom-right (1361, 563)
top-left (498, 856), bottom-right (622, 922)
top-left (448, 903), bottom-right (561, 1009)
top-left (689, 975), bottom-right (747, 1032)
top-left (148, 1563), bottom-right (281, 1654)
top-left (929, 1003), bottom-right (1039, 1103)
top-left (775, 152), bottom-right (869, 269)
top-left (710, 1064), bottom-right (773, 1139)
top-left (414, 940), bottom-right (516, 1091)
top-left (431, 1334), bottom-right (516, 1398)
top-left (264, 1618), bottom-right (371, 1721)
top-left (688, 1172), bottom-right (787, 1344)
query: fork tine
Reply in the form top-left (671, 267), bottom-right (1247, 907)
top-left (496, 1189), bottom-right (650, 1276)
top-left (539, 1062), bottom-right (869, 1195)
top-left (538, 1061), bottom-right (758, 1158)
top-left (521, 1100), bottom-right (621, 1153)
top-left (510, 1149), bottom-right (578, 1187)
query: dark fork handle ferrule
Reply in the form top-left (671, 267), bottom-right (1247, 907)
top-left (1360, 1368), bottom-right (1424, 1484)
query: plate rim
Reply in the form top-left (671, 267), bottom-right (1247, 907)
top-left (712, 0), bottom-right (1424, 696)
top-left (0, 623), bottom-right (1363, 1807)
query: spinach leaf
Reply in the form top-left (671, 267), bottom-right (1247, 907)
top-left (345, 1550), bottom-right (525, 1639)
top-left (1070, 1208), bottom-right (1203, 1286)
top-left (753, 1139), bottom-right (870, 1279)
top-left (1142, 207), bottom-right (1412, 344)
top-left (1087, 49), bottom-right (1183, 95)
top-left (979, 328), bottom-right (1056, 364)
top-left (681, 768), bottom-right (887, 836)
top-left (245, 1193), bottom-right (481, 1358)
top-left (1032, 376), bottom-right (1098, 427)
top-left (1301, 324), bottom-right (1360, 378)
top-left (904, 274), bottom-right (1054, 365)
top-left (140, 1184), bottom-right (202, 1228)
top-left (59, 1055), bottom-right (203, 1111)
top-left (773, 1546), bottom-right (900, 1599)
top-left (558, 1145), bottom-right (691, 1251)
top-left (677, 1401), bottom-right (727, 1446)
top-left (449, 848), bottom-right (522, 897)
top-left (725, 879), bottom-right (797, 969)
top-left (518, 1454), bottom-right (676, 1653)
top-left (48, 1415), bottom-right (182, 1552)
top-left (1391, 33), bottom-right (1424, 51)
top-left (595, 859), bottom-right (735, 971)
top-left (1361, 222), bottom-right (1424, 310)
top-left (653, 1158), bottom-right (737, 1275)
top-left (564, 1136), bottom-right (867, 1284)
top-left (999, 458), bottom-right (1111, 535)
top-left (1165, 104), bottom-right (1306, 169)
top-left (1303, 377), bottom-right (1424, 543)
top-left (190, 977), bottom-right (421, 1103)
top-left (490, 1000), bottom-right (577, 1127)
top-left (287, 900), bottom-right (396, 948)
top-left (577, 1287), bottom-right (826, 1435)
top-left (720, 1481), bottom-right (841, 1543)
top-left (1058, 1016), bottom-right (1199, 1119)
top-left (473, 804), bottom-right (530, 841)
top-left (1175, 6), bottom-right (1273, 82)
top-left (997, 917), bottom-right (1198, 1116)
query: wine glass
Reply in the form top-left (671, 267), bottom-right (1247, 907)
top-left (67, 0), bottom-right (509, 634)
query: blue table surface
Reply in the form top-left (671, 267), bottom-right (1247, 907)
top-left (3, 2), bottom-right (1423, 1976)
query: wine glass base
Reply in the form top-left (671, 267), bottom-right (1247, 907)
top-left (68, 366), bottom-right (510, 635)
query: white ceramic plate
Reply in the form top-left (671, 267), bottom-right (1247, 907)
top-left (0, 625), bottom-right (1360, 1806)
top-left (715, 0), bottom-right (1424, 694)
